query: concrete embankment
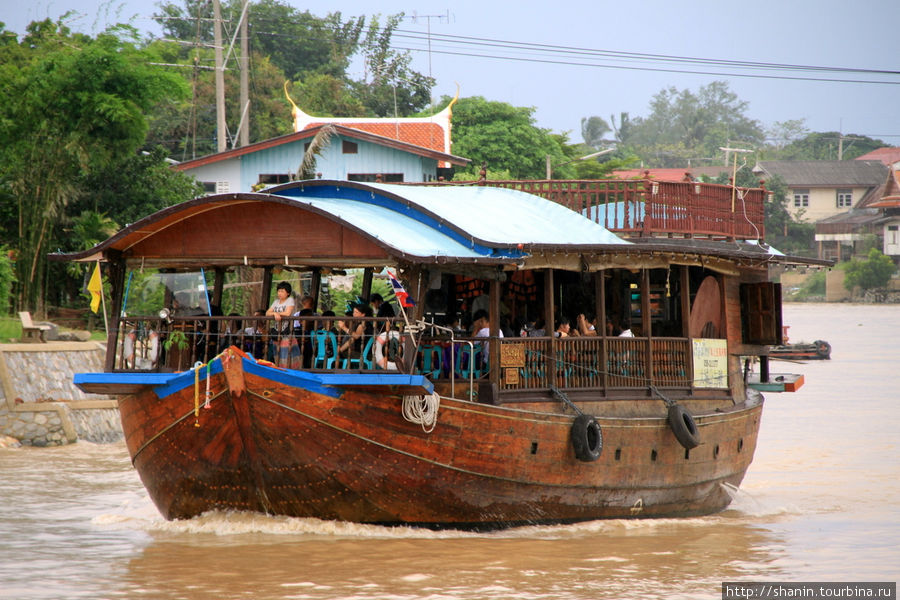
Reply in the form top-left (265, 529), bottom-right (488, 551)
top-left (0, 342), bottom-right (121, 446)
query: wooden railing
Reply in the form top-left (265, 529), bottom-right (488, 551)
top-left (412, 179), bottom-right (766, 240)
top-left (114, 316), bottom-right (695, 393)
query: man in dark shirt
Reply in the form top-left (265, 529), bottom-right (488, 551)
top-left (370, 293), bottom-right (395, 319)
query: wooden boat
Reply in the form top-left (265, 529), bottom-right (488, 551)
top-left (769, 327), bottom-right (831, 360)
top-left (60, 178), bottom-right (828, 528)
top-left (769, 341), bottom-right (831, 360)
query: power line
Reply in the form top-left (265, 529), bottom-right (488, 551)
top-left (387, 45), bottom-right (900, 86)
top-left (250, 26), bottom-right (900, 85)
top-left (392, 29), bottom-right (900, 78)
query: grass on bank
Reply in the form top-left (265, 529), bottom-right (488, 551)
top-left (0, 317), bottom-right (106, 343)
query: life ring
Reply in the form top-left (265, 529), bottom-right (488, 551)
top-left (814, 340), bottom-right (831, 358)
top-left (374, 330), bottom-right (402, 370)
top-left (571, 414), bottom-right (603, 462)
top-left (667, 404), bottom-right (700, 449)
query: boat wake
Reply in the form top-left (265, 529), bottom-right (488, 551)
top-left (719, 482), bottom-right (799, 519)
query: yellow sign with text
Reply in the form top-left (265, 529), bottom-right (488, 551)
top-left (692, 338), bottom-right (728, 388)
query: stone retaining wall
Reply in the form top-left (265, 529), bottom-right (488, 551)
top-left (0, 342), bottom-right (122, 446)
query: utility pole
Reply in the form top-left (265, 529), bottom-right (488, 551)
top-left (239, 0), bottom-right (249, 147)
top-left (213, 0), bottom-right (226, 153)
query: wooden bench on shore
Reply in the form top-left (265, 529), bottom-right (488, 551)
top-left (19, 311), bottom-right (52, 343)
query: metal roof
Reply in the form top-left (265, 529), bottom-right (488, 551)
top-left (276, 194), bottom-right (490, 259)
top-left (753, 160), bottom-right (887, 186)
top-left (267, 181), bottom-right (628, 255)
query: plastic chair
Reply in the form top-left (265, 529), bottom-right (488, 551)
top-left (343, 336), bottom-right (375, 370)
top-left (420, 344), bottom-right (443, 378)
top-left (455, 344), bottom-right (485, 379)
top-left (312, 330), bottom-right (338, 369)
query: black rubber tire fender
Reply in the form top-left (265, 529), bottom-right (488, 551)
top-left (571, 414), bottom-right (603, 462)
top-left (667, 404), bottom-right (700, 450)
top-left (815, 340), bottom-right (831, 358)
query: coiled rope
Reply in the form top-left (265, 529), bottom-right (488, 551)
top-left (402, 393), bottom-right (441, 433)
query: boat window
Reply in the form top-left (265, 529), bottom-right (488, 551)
top-left (122, 270), bottom-right (212, 318)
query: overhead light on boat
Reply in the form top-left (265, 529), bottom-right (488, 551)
top-left (158, 308), bottom-right (171, 322)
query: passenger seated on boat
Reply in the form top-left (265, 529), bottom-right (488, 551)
top-left (554, 317), bottom-right (572, 338)
top-left (292, 294), bottom-right (317, 367)
top-left (243, 310), bottom-right (270, 360)
top-left (618, 316), bottom-right (635, 338)
top-left (338, 303), bottom-right (374, 362)
top-left (576, 313), bottom-right (599, 336)
top-left (218, 313), bottom-right (241, 352)
top-left (370, 293), bottom-right (395, 319)
top-left (472, 309), bottom-right (502, 366)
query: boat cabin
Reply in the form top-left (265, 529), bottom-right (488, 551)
top-left (59, 179), bottom-right (823, 404)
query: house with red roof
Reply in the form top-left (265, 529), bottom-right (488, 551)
top-left (173, 123), bottom-right (470, 195)
top-left (854, 147), bottom-right (900, 167)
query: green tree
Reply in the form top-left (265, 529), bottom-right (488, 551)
top-left (580, 116), bottom-right (611, 149)
top-left (155, 0), bottom-right (363, 81)
top-left (624, 81), bottom-right (764, 167)
top-left (144, 38), bottom-right (294, 159)
top-left (0, 20), bottom-right (185, 312)
top-left (0, 246), bottom-right (15, 316)
top-left (777, 132), bottom-right (886, 160)
top-left (74, 147), bottom-right (202, 227)
top-left (353, 13), bottom-right (434, 117)
top-left (843, 248), bottom-right (897, 292)
top-left (448, 96), bottom-right (569, 179)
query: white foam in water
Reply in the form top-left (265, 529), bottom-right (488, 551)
top-left (720, 482), bottom-right (800, 519)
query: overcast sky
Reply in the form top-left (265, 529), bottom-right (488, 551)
top-left (5, 0), bottom-right (900, 153)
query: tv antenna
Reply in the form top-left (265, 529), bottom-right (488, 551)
top-left (408, 10), bottom-right (450, 109)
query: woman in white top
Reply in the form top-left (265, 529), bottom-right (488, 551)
top-left (266, 281), bottom-right (295, 333)
top-left (266, 281), bottom-right (300, 368)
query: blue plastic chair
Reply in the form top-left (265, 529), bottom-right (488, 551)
top-left (420, 344), bottom-right (443, 378)
top-left (455, 344), bottom-right (485, 379)
top-left (343, 336), bottom-right (376, 370)
top-left (312, 330), bottom-right (338, 369)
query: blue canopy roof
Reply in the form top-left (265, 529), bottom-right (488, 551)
top-left (268, 180), bottom-right (628, 260)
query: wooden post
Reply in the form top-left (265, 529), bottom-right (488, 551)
top-left (680, 265), bottom-right (691, 338)
top-left (104, 252), bottom-right (126, 372)
top-left (641, 268), bottom-right (653, 384)
top-left (309, 267), bottom-right (321, 311)
top-left (260, 267), bottom-right (273, 311)
top-left (361, 267), bottom-right (373, 304)
top-left (212, 268), bottom-right (225, 309)
top-left (544, 268), bottom-right (556, 384)
top-left (597, 270), bottom-right (607, 390)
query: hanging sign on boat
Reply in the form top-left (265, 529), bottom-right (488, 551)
top-left (500, 344), bottom-right (526, 368)
top-left (691, 338), bottom-right (728, 388)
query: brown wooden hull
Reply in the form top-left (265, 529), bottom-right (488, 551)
top-left (117, 355), bottom-right (762, 528)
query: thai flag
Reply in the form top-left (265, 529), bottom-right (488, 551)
top-left (388, 270), bottom-right (415, 307)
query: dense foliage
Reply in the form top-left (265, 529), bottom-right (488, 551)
top-left (0, 20), bottom-right (198, 313)
top-left (843, 249), bottom-right (897, 292)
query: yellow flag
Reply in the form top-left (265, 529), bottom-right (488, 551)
top-left (88, 262), bottom-right (102, 313)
